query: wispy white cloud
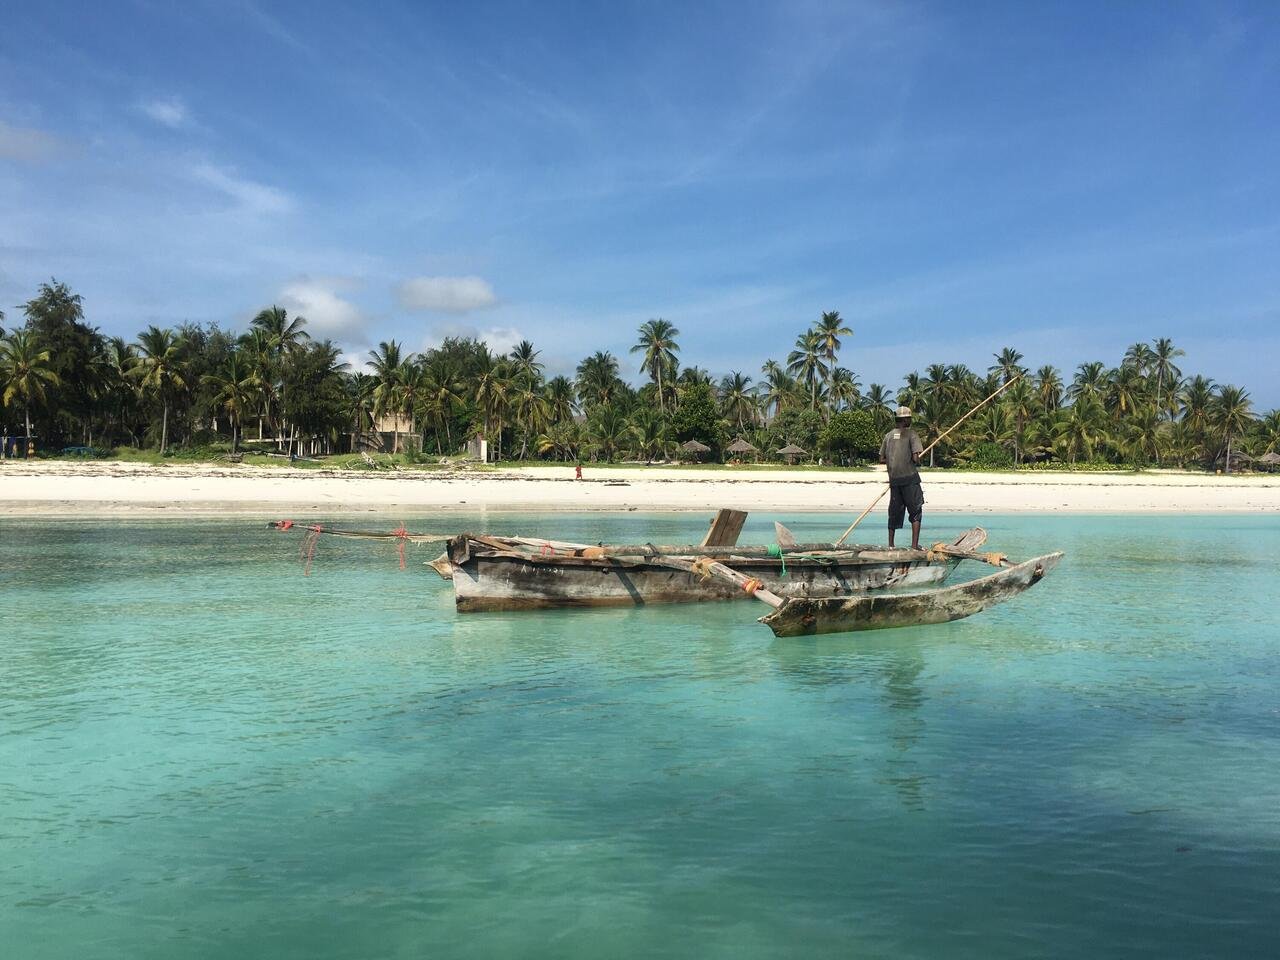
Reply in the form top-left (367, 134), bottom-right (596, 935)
top-left (278, 277), bottom-right (367, 340)
top-left (423, 323), bottom-right (523, 356)
top-left (398, 275), bottom-right (497, 313)
top-left (338, 350), bottom-right (373, 375)
top-left (236, 0), bottom-right (311, 53)
top-left (139, 95), bottom-right (189, 128)
top-left (190, 161), bottom-right (292, 215)
top-left (0, 119), bottom-right (68, 164)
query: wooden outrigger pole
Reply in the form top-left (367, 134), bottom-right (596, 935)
top-left (834, 374), bottom-right (1025, 546)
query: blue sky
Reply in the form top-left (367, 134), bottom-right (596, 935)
top-left (2, 1), bottom-right (1277, 405)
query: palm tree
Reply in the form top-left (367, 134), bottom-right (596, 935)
top-left (1255, 410), bottom-right (1280, 455)
top-left (1124, 405), bottom-right (1164, 465)
top-left (861, 383), bottom-right (895, 433)
top-left (104, 336), bottom-right (140, 446)
top-left (897, 372), bottom-right (925, 414)
top-left (1123, 341), bottom-right (1155, 376)
top-left (1069, 361), bottom-right (1108, 404)
top-left (367, 340), bottom-right (412, 452)
top-left (786, 329), bottom-right (827, 410)
top-left (828, 367), bottom-right (861, 412)
top-left (1150, 337), bottom-right (1184, 419)
top-left (1034, 365), bottom-right (1063, 415)
top-left (512, 382), bottom-right (549, 459)
top-left (251, 306), bottom-right (309, 444)
top-left (397, 362), bottom-right (426, 453)
top-left (202, 352), bottom-right (255, 452)
top-left (251, 306), bottom-right (310, 356)
top-left (677, 366), bottom-right (713, 391)
top-left (575, 351), bottom-right (621, 408)
top-left (509, 340), bottom-right (544, 385)
top-left (990, 347), bottom-right (1026, 385)
top-left (240, 329), bottom-right (276, 439)
top-left (760, 367), bottom-right (799, 422)
top-left (347, 372), bottom-right (376, 448)
top-left (972, 402), bottom-right (1015, 459)
top-left (813, 310), bottom-right (852, 401)
top-left (631, 319), bottom-right (680, 413)
top-left (1178, 375), bottom-right (1216, 463)
top-left (1213, 385), bottom-right (1253, 473)
top-left (1056, 395), bottom-right (1107, 464)
top-left (719, 371), bottom-right (755, 432)
top-left (586, 403), bottom-right (629, 461)
top-left (544, 376), bottom-right (577, 425)
top-left (629, 407), bottom-right (669, 462)
top-left (133, 326), bottom-right (186, 454)
top-left (0, 329), bottom-right (61, 450)
top-left (918, 364), bottom-right (952, 463)
top-left (536, 420), bottom-right (581, 462)
top-left (474, 358), bottom-right (515, 459)
top-left (1003, 377), bottom-right (1037, 464)
top-left (417, 362), bottom-right (464, 453)
top-left (1106, 365), bottom-right (1146, 417)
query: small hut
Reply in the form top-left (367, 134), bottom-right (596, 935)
top-left (1258, 451), bottom-right (1280, 472)
top-left (680, 439), bottom-right (712, 461)
top-left (1217, 450), bottom-right (1255, 474)
top-left (725, 437), bottom-right (759, 463)
top-left (776, 443), bottom-right (808, 465)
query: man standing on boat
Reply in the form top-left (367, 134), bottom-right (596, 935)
top-left (879, 406), bottom-right (925, 550)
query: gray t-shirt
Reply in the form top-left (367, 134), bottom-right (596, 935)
top-left (880, 427), bottom-right (923, 484)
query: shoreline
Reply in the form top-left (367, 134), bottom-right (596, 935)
top-left (2, 461), bottom-right (1278, 517)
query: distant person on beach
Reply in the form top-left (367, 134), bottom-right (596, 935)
top-left (879, 406), bottom-right (924, 550)
top-left (575, 462), bottom-right (583, 480)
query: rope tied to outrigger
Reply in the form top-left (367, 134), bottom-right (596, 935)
top-left (271, 519), bottom-right (431, 574)
top-left (301, 524), bottom-right (322, 576)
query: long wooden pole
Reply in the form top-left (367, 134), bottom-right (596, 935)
top-left (834, 374), bottom-right (1024, 545)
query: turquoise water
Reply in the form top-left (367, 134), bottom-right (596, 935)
top-left (2, 513), bottom-right (1278, 958)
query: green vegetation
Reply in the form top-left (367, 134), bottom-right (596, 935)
top-left (1, 280), bottom-right (1276, 472)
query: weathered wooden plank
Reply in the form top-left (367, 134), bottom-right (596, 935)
top-left (759, 552), bottom-right (1063, 637)
top-left (702, 509), bottom-right (749, 548)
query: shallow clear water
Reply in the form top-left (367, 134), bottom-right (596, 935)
top-left (2, 513), bottom-right (1278, 959)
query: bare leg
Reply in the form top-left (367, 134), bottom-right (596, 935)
top-left (887, 523), bottom-right (896, 548)
top-left (910, 520), bottom-right (921, 551)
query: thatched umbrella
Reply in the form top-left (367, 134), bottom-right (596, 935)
top-left (776, 443), bottom-right (808, 464)
top-left (1258, 451), bottom-right (1280, 470)
top-left (726, 437), bottom-right (758, 462)
top-left (681, 439), bottom-right (712, 461)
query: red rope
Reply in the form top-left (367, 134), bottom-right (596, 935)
top-left (301, 524), bottom-right (322, 576)
top-left (392, 524), bottom-right (408, 570)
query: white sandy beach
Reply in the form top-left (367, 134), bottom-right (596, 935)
top-left (1, 460), bottom-right (1278, 516)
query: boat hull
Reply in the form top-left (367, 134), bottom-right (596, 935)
top-left (451, 553), bottom-right (954, 612)
top-left (760, 552), bottom-right (1064, 636)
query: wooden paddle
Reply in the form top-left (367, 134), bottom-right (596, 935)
top-left (834, 374), bottom-right (1024, 545)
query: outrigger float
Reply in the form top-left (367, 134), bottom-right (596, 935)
top-left (271, 509), bottom-right (1063, 637)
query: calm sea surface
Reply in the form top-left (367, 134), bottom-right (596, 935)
top-left (2, 513), bottom-right (1278, 959)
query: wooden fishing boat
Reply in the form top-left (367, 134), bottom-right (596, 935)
top-left (271, 510), bottom-right (1063, 637)
top-left (440, 533), bottom-right (968, 612)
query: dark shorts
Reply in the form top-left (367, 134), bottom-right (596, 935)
top-left (888, 478), bottom-right (924, 528)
